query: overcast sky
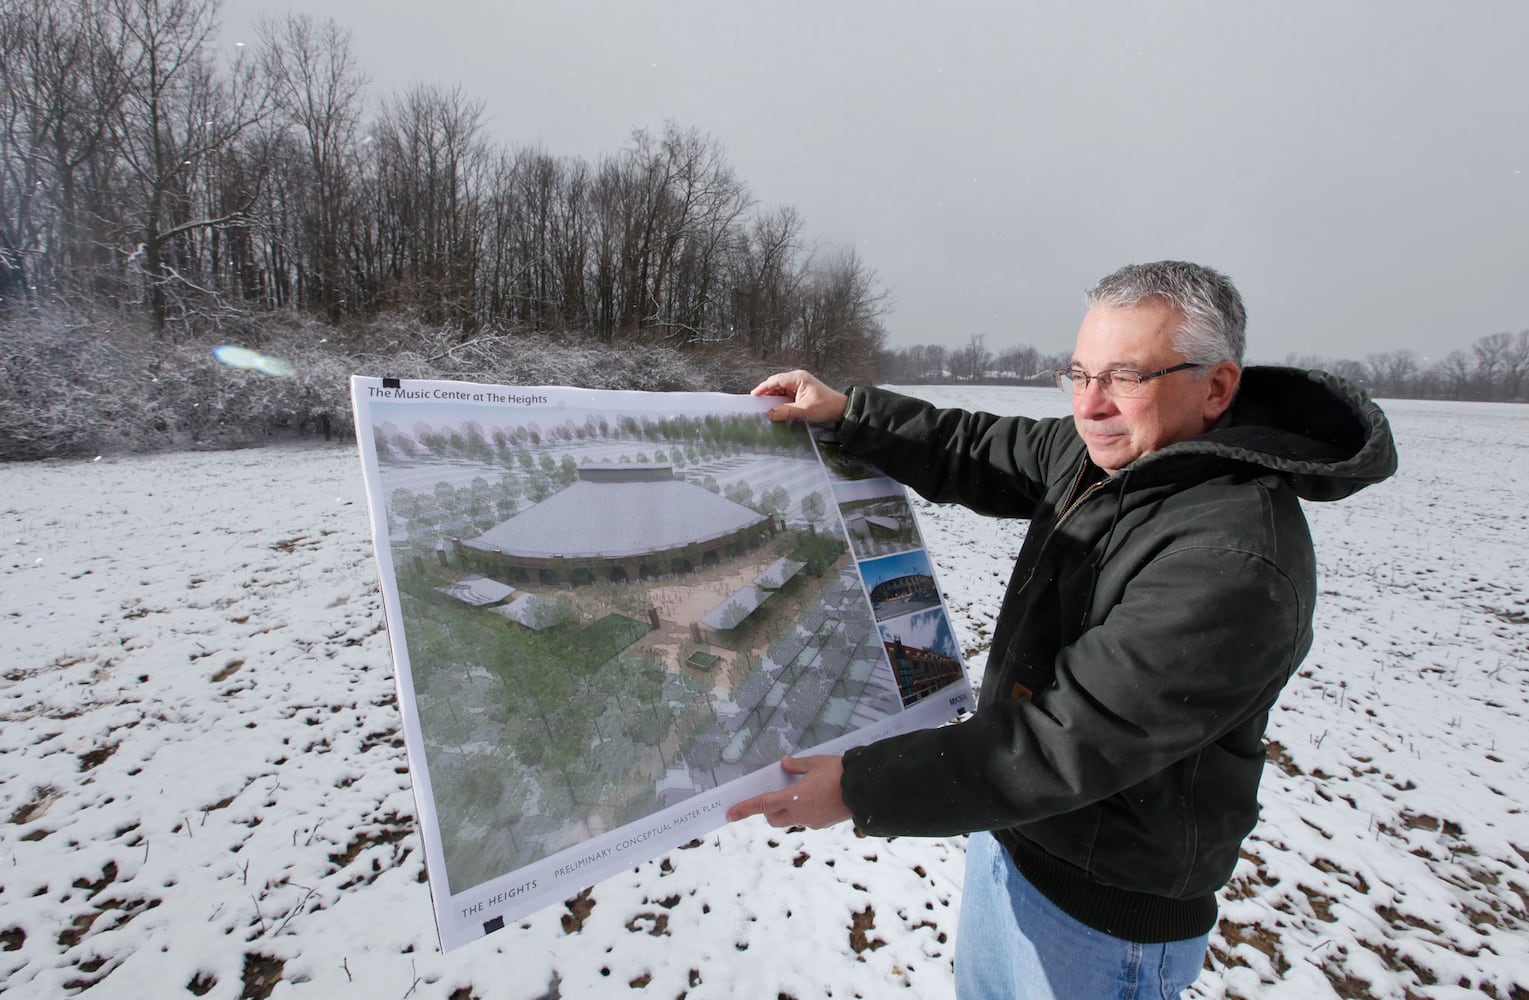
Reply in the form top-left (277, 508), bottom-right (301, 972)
top-left (218, 0), bottom-right (1528, 364)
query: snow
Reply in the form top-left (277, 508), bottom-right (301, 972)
top-left (2, 387), bottom-right (1527, 999)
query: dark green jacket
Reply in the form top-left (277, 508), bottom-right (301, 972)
top-left (836, 367), bottom-right (1397, 942)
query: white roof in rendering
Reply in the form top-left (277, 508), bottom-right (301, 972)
top-left (435, 575), bottom-right (516, 606)
top-left (487, 592), bottom-right (556, 630)
top-left (845, 513), bottom-right (900, 533)
top-left (700, 586), bottom-right (772, 630)
top-left (463, 464), bottom-right (767, 560)
top-left (753, 557), bottom-right (807, 591)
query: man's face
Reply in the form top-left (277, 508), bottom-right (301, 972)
top-left (1069, 300), bottom-right (1239, 475)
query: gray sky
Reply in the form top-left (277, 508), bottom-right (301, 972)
top-left (219, 0), bottom-right (1528, 363)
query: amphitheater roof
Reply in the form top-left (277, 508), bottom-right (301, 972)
top-left (462, 464), bottom-right (768, 560)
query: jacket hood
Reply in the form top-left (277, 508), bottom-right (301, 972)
top-left (1130, 366), bottom-right (1398, 502)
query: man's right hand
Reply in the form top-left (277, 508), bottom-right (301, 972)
top-left (725, 755), bottom-right (852, 829)
top-left (751, 370), bottom-right (849, 424)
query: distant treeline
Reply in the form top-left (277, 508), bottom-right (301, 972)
top-left (0, 0), bottom-right (886, 375)
top-left (879, 332), bottom-right (1529, 402)
top-left (4, 0), bottom-right (1521, 466)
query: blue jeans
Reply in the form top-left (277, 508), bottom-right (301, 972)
top-left (955, 832), bottom-right (1209, 1000)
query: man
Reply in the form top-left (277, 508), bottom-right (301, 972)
top-left (727, 261), bottom-right (1397, 999)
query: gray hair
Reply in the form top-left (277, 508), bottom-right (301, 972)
top-left (1085, 261), bottom-right (1246, 366)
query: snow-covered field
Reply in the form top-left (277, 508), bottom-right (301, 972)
top-left (2, 387), bottom-right (1526, 999)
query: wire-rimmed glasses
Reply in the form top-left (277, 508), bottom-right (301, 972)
top-left (1053, 362), bottom-right (1205, 397)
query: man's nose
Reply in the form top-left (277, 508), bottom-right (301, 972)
top-left (1073, 378), bottom-right (1116, 414)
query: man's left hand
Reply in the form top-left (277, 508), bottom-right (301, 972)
top-left (725, 755), bottom-right (852, 829)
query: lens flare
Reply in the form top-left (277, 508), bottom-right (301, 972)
top-left (211, 344), bottom-right (295, 377)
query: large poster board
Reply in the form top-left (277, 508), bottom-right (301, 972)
top-left (350, 377), bottom-right (974, 951)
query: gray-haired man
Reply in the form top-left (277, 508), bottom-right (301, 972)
top-left (729, 261), bottom-right (1397, 999)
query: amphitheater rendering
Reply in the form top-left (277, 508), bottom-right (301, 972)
top-left (352, 378), bottom-right (973, 949)
top-left (458, 463), bottom-right (774, 584)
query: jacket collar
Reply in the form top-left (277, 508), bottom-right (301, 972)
top-left (1115, 366), bottom-right (1398, 502)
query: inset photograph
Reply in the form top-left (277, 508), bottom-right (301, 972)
top-left (878, 608), bottom-right (966, 708)
top-left (833, 477), bottom-right (923, 560)
top-left (857, 549), bottom-right (942, 622)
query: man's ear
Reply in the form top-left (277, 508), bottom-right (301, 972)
top-left (1202, 362), bottom-right (1241, 424)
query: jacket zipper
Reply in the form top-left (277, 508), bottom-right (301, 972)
top-left (1012, 459), bottom-right (1107, 600)
top-left (1003, 460), bottom-right (1110, 700)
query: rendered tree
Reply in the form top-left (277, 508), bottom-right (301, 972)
top-left (800, 490), bottom-right (826, 524)
top-left (760, 485), bottom-right (790, 518)
top-left (371, 425), bottom-right (391, 459)
top-left (725, 479), bottom-right (753, 508)
top-left (462, 476), bottom-right (493, 529)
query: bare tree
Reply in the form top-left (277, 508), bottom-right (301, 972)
top-left (605, 128), bottom-right (670, 337)
top-left (486, 145), bottom-right (597, 332)
top-left (506, 146), bottom-right (567, 328)
top-left (1471, 331), bottom-right (1512, 400)
top-left (370, 83), bottom-right (489, 330)
top-left (109, 0), bottom-right (274, 329)
top-left (0, 0), bottom-right (44, 306)
top-left (994, 344), bottom-right (1042, 380)
top-left (1327, 357), bottom-right (1366, 386)
top-left (923, 344), bottom-right (948, 381)
top-left (0, 0), bottom-right (134, 306)
top-left (654, 125), bottom-right (753, 344)
top-left (1501, 330), bottom-right (1529, 402)
top-left (1436, 350), bottom-right (1472, 400)
top-left (949, 333), bottom-right (992, 382)
top-left (1364, 350), bottom-right (1420, 398)
top-left (731, 204), bottom-right (804, 358)
top-left (794, 244), bottom-right (888, 380)
top-left (258, 12), bottom-right (366, 322)
top-left (597, 123), bottom-right (753, 343)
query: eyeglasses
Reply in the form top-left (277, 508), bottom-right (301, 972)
top-left (1053, 362), bottom-right (1205, 397)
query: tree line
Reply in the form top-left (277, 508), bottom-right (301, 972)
top-left (0, 0), bottom-right (887, 375)
top-left (879, 331), bottom-right (1529, 402)
top-left (1328, 335), bottom-right (1529, 402)
top-left (878, 334), bottom-right (1055, 384)
top-left (4, 0), bottom-right (1522, 466)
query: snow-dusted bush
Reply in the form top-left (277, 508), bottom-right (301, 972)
top-left (0, 311), bottom-right (357, 459)
top-left (347, 322), bottom-right (777, 393)
top-left (0, 311), bottom-right (788, 460)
